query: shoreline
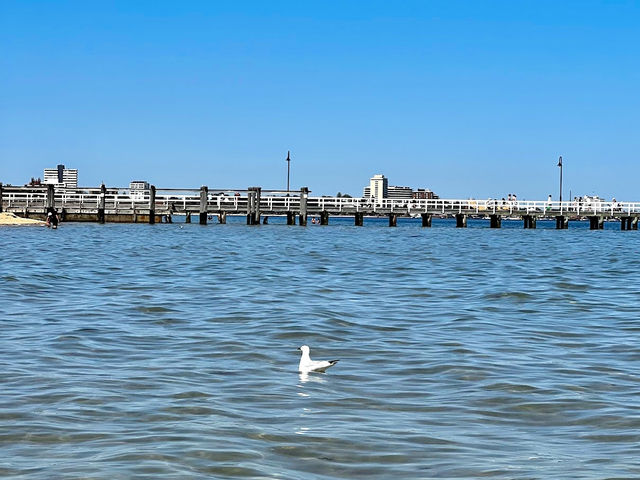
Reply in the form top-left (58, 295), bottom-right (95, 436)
top-left (0, 212), bottom-right (46, 226)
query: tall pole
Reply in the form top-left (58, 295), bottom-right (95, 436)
top-left (286, 150), bottom-right (291, 192)
top-left (558, 155), bottom-right (563, 202)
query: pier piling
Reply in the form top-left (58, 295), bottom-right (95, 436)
top-left (421, 213), bottom-right (432, 227)
top-left (389, 213), bottom-right (397, 227)
top-left (0, 183), bottom-right (3, 213)
top-left (218, 211), bottom-right (227, 224)
top-left (299, 187), bottom-right (308, 226)
top-left (246, 187), bottom-right (261, 225)
top-left (46, 184), bottom-right (55, 211)
top-left (456, 214), bottom-right (467, 228)
top-left (255, 187), bottom-right (261, 225)
top-left (355, 212), bottom-right (364, 226)
top-left (523, 215), bottom-right (537, 229)
top-left (490, 214), bottom-right (501, 228)
top-left (555, 216), bottom-right (568, 230)
top-left (620, 217), bottom-right (637, 231)
top-left (199, 186), bottom-right (208, 225)
top-left (320, 211), bottom-right (329, 225)
top-left (246, 189), bottom-right (254, 225)
top-left (286, 212), bottom-right (296, 226)
top-left (98, 183), bottom-right (106, 224)
top-left (149, 186), bottom-right (156, 225)
top-left (588, 216), bottom-right (603, 230)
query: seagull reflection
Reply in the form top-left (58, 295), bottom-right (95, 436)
top-left (298, 372), bottom-right (327, 385)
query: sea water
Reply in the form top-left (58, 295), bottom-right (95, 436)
top-left (1, 218), bottom-right (639, 479)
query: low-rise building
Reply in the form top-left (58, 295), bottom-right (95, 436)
top-left (129, 180), bottom-right (150, 190)
top-left (388, 186), bottom-right (413, 199)
top-left (413, 188), bottom-right (438, 200)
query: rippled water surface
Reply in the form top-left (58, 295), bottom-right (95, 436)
top-left (2, 218), bottom-right (640, 479)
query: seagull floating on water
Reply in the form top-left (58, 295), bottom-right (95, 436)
top-left (298, 345), bottom-right (339, 373)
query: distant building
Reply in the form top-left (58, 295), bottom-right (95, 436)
top-left (387, 186), bottom-right (413, 199)
top-left (43, 164), bottom-right (78, 188)
top-left (129, 180), bottom-right (150, 190)
top-left (363, 174), bottom-right (388, 200)
top-left (413, 188), bottom-right (438, 200)
top-left (129, 181), bottom-right (150, 201)
top-left (362, 174), bottom-right (438, 200)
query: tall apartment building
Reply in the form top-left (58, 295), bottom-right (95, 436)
top-left (43, 164), bottom-right (78, 188)
top-left (363, 174), bottom-right (388, 200)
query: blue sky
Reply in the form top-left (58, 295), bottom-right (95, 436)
top-left (1, 0), bottom-right (638, 199)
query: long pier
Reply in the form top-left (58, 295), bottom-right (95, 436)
top-left (1, 183), bottom-right (639, 230)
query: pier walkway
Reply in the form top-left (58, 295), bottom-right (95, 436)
top-left (1, 183), bottom-right (639, 230)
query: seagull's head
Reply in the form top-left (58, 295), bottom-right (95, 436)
top-left (298, 345), bottom-right (310, 354)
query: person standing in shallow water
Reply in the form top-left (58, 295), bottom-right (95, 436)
top-left (46, 207), bottom-right (59, 229)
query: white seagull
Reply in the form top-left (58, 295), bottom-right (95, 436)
top-left (298, 345), bottom-right (339, 373)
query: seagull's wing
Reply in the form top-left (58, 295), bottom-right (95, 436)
top-left (307, 359), bottom-right (339, 372)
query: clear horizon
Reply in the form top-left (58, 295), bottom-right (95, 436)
top-left (1, 1), bottom-right (639, 200)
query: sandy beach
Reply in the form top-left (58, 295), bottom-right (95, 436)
top-left (0, 212), bottom-right (45, 226)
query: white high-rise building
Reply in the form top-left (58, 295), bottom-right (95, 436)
top-left (364, 174), bottom-right (388, 200)
top-left (43, 164), bottom-right (78, 188)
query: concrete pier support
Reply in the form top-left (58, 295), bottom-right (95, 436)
top-left (0, 182), bottom-right (3, 213)
top-left (98, 183), bottom-right (106, 224)
top-left (389, 213), bottom-right (397, 227)
top-left (286, 212), bottom-right (296, 225)
top-left (490, 214), bottom-right (501, 228)
top-left (523, 215), bottom-right (537, 229)
top-left (456, 214), bottom-right (467, 228)
top-left (199, 186), bottom-right (208, 225)
top-left (421, 213), bottom-right (432, 227)
top-left (355, 212), bottom-right (364, 226)
top-left (185, 212), bottom-right (191, 223)
top-left (555, 216), bottom-right (568, 230)
top-left (320, 211), bottom-right (329, 225)
top-left (588, 216), bottom-right (603, 230)
top-left (299, 187), bottom-right (309, 226)
top-left (149, 185), bottom-right (156, 225)
top-left (218, 211), bottom-right (227, 224)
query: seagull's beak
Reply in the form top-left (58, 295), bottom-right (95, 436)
top-left (297, 347), bottom-right (301, 351)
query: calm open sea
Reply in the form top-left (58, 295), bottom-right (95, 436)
top-left (2, 218), bottom-right (640, 479)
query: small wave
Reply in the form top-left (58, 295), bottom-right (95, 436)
top-left (133, 305), bottom-right (177, 313)
top-left (553, 282), bottom-right (590, 291)
top-left (484, 291), bottom-right (534, 301)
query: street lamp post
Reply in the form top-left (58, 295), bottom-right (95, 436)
top-left (558, 155), bottom-right (563, 203)
top-left (286, 150), bottom-right (291, 193)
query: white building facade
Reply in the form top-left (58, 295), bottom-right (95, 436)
top-left (363, 174), bottom-right (388, 200)
top-left (43, 164), bottom-right (78, 188)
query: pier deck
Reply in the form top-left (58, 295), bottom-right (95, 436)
top-left (1, 184), bottom-right (639, 230)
